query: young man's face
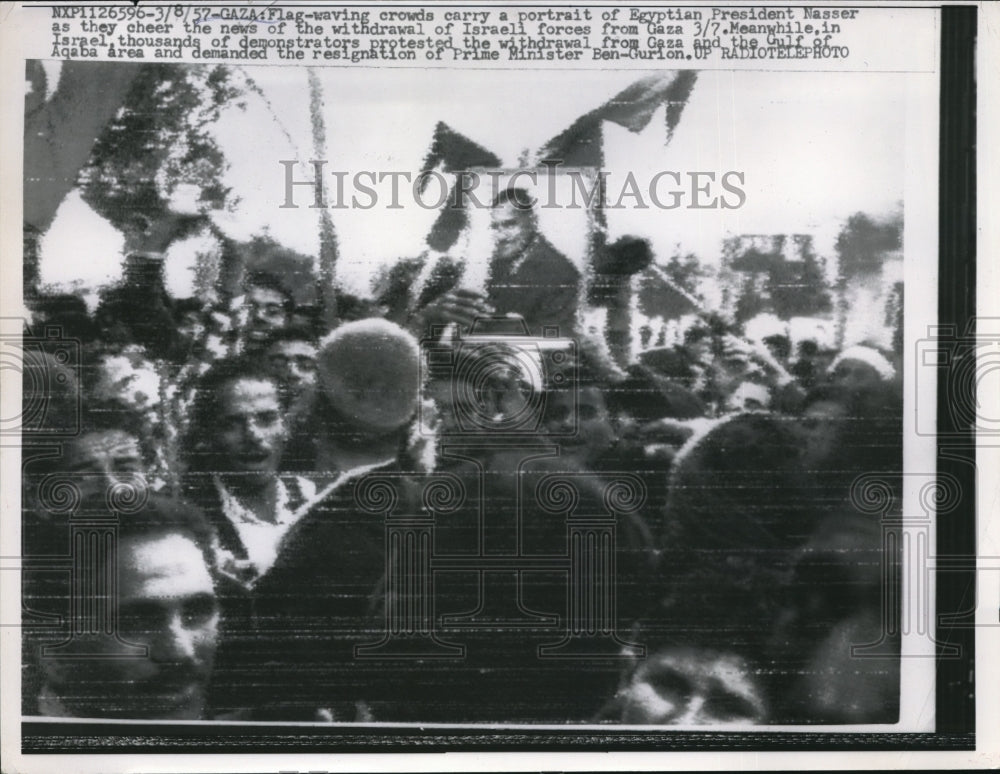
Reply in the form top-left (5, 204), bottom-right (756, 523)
top-left (63, 430), bottom-right (146, 503)
top-left (546, 386), bottom-right (617, 466)
top-left (265, 339), bottom-right (318, 395)
top-left (617, 647), bottom-right (766, 724)
top-left (490, 201), bottom-right (536, 263)
top-left (216, 378), bottom-right (286, 476)
top-left (40, 532), bottom-right (219, 719)
top-left (245, 286), bottom-right (289, 344)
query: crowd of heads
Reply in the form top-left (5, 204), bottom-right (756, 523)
top-left (22, 196), bottom-right (903, 724)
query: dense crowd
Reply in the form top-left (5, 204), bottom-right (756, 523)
top-left (21, 190), bottom-right (903, 724)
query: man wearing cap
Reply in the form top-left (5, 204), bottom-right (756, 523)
top-left (402, 188), bottom-right (582, 339)
top-left (827, 344), bottom-right (896, 393)
top-left (186, 321), bottom-right (427, 719)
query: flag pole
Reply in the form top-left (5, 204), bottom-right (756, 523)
top-left (307, 68), bottom-right (339, 328)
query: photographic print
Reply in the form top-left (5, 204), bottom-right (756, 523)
top-left (1, 1), bottom-right (991, 771)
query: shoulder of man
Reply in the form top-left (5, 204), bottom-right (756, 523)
top-left (518, 236), bottom-right (580, 279)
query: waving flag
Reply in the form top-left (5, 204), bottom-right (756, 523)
top-left (24, 62), bottom-right (140, 233)
top-left (536, 71), bottom-right (698, 168)
top-left (419, 122), bottom-right (503, 252)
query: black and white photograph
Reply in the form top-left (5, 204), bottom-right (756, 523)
top-left (0, 1), bottom-right (993, 770)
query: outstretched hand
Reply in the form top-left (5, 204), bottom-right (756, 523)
top-left (411, 289), bottom-right (495, 336)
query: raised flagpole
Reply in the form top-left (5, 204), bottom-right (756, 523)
top-left (307, 68), bottom-right (340, 327)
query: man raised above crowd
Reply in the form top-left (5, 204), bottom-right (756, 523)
top-left (484, 187), bottom-right (581, 336)
top-left (402, 188), bottom-right (583, 339)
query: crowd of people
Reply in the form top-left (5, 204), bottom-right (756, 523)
top-left (21, 189), bottom-right (903, 725)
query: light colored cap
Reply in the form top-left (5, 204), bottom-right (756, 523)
top-left (317, 318), bottom-right (421, 433)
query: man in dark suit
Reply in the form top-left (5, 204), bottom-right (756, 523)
top-left (483, 188), bottom-right (581, 336)
top-left (395, 188), bottom-right (582, 339)
top-left (182, 324), bottom-right (425, 720)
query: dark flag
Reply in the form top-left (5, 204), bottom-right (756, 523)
top-left (537, 71), bottom-right (698, 168)
top-left (535, 71), bottom-right (699, 365)
top-left (420, 122), bottom-right (503, 253)
top-left (24, 61), bottom-right (141, 233)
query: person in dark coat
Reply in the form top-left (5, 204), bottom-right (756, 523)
top-left (386, 188), bottom-right (582, 340)
top-left (483, 188), bottom-right (581, 337)
top-left (383, 354), bottom-right (658, 723)
top-left (183, 323), bottom-right (427, 720)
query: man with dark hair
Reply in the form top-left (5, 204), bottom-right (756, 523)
top-left (484, 188), bottom-right (581, 336)
top-left (23, 494), bottom-right (220, 720)
top-left (184, 324), bottom-right (425, 720)
top-left (540, 358), bottom-right (620, 473)
top-left (397, 188), bottom-right (582, 339)
top-left (22, 402), bottom-right (153, 557)
top-left (237, 271), bottom-right (294, 354)
top-left (182, 359), bottom-right (326, 716)
top-left (184, 359), bottom-right (311, 585)
top-left (259, 325), bottom-right (319, 410)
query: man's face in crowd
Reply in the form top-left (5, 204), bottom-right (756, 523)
top-left (245, 286), bottom-right (289, 344)
top-left (94, 352), bottom-right (161, 417)
top-left (617, 648), bottom-right (766, 724)
top-left (265, 339), bottom-right (318, 396)
top-left (40, 532), bottom-right (219, 719)
top-left (216, 377), bottom-right (286, 475)
top-left (546, 385), bottom-right (617, 466)
top-left (63, 430), bottom-right (146, 503)
top-left (490, 201), bottom-right (536, 263)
